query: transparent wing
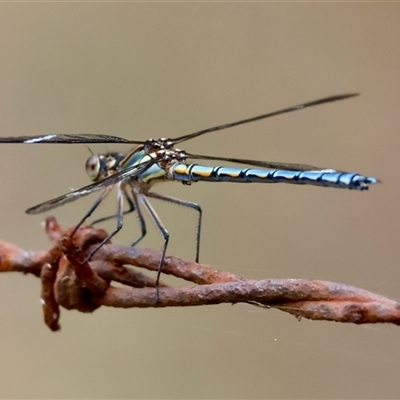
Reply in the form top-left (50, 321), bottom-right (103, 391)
top-left (172, 93), bottom-right (359, 144)
top-left (0, 133), bottom-right (145, 144)
top-left (26, 158), bottom-right (158, 214)
top-left (185, 152), bottom-right (321, 172)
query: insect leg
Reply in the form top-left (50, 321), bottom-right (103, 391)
top-left (129, 189), bottom-right (147, 247)
top-left (71, 185), bottom-right (114, 237)
top-left (84, 183), bottom-right (125, 260)
top-left (147, 192), bottom-right (202, 263)
top-left (137, 193), bottom-right (169, 301)
top-left (91, 187), bottom-right (135, 225)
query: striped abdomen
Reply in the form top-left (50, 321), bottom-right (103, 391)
top-left (170, 163), bottom-right (377, 190)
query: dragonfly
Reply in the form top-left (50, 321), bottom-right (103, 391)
top-left (0, 93), bottom-right (377, 299)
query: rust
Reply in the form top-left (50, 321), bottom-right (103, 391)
top-left (40, 263), bottom-right (60, 331)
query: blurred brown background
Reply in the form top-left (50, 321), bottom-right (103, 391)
top-left (0, 3), bottom-right (399, 398)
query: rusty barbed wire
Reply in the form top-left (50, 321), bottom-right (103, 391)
top-left (0, 216), bottom-right (399, 331)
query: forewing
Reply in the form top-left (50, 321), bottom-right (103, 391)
top-left (172, 94), bottom-right (358, 144)
top-left (185, 152), bottom-right (322, 172)
top-left (26, 158), bottom-right (157, 214)
top-left (0, 133), bottom-right (144, 144)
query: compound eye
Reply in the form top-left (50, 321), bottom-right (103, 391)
top-left (85, 154), bottom-right (101, 181)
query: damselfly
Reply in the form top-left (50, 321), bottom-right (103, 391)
top-left (0, 94), bottom-right (377, 298)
